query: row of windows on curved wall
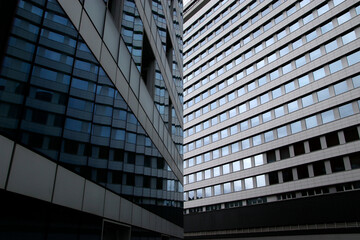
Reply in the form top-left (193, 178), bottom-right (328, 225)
top-left (183, 63), bottom-right (360, 154)
top-left (183, 4), bottom-right (359, 109)
top-left (183, 0), bottom-right (268, 50)
top-left (183, 99), bottom-right (360, 169)
top-left (184, 125), bottom-right (360, 186)
top-left (184, 0), bottom-right (325, 71)
top-left (183, 0), bottom-right (231, 38)
top-left (184, 39), bottom-right (360, 139)
top-left (184, 149), bottom-right (360, 202)
top-left (183, 0), bottom-right (350, 72)
top-left (183, 0), bottom-right (282, 63)
top-left (0, 0), bottom-right (182, 225)
top-left (185, 179), bottom-right (360, 214)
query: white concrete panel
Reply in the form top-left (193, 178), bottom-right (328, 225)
top-left (129, 61), bottom-right (140, 98)
top-left (119, 197), bottom-right (133, 224)
top-left (118, 39), bottom-right (131, 80)
top-left (139, 79), bottom-right (154, 120)
top-left (100, 42), bottom-right (117, 81)
top-left (7, 145), bottom-right (56, 202)
top-left (0, 135), bottom-right (14, 189)
top-left (104, 190), bottom-right (121, 221)
top-left (131, 204), bottom-right (142, 227)
top-left (116, 67), bottom-right (129, 101)
top-left (82, 180), bottom-right (105, 216)
top-left (103, 11), bottom-right (120, 59)
top-left (79, 11), bottom-right (102, 60)
top-left (57, 0), bottom-right (82, 29)
top-left (84, 0), bottom-right (106, 35)
top-left (141, 208), bottom-right (151, 230)
top-left (53, 166), bottom-right (85, 211)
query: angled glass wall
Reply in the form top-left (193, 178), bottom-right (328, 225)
top-left (0, 0), bottom-right (182, 226)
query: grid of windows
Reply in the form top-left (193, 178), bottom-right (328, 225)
top-left (183, 0), bottom-right (360, 216)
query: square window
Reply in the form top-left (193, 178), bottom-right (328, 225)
top-left (342, 31), bottom-right (356, 45)
top-left (313, 68), bottom-right (326, 81)
top-left (339, 103), bottom-right (354, 118)
top-left (233, 161), bottom-right (241, 171)
top-left (325, 40), bottom-right (338, 53)
top-left (305, 116), bottom-right (318, 129)
top-left (321, 110), bottom-right (335, 123)
top-left (334, 81), bottom-right (348, 95)
top-left (277, 126), bottom-right (287, 138)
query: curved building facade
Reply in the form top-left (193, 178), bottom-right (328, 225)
top-left (183, 0), bottom-right (360, 239)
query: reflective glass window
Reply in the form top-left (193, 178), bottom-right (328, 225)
top-left (305, 116), bottom-right (318, 129)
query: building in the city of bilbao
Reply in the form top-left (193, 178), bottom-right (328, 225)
top-left (0, 0), bottom-right (183, 239)
top-left (183, 0), bottom-right (360, 239)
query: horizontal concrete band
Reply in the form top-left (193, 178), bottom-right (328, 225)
top-left (0, 134), bottom-right (183, 238)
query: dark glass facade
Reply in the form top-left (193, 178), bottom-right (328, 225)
top-left (0, 0), bottom-right (182, 228)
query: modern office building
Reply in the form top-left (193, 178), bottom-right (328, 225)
top-left (183, 0), bottom-right (360, 238)
top-left (0, 0), bottom-right (183, 239)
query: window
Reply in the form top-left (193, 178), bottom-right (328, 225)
top-left (342, 31), bottom-right (356, 45)
top-left (329, 60), bottom-right (343, 74)
top-left (334, 81), bottom-right (348, 95)
top-left (261, 93), bottom-right (270, 104)
top-left (224, 182), bottom-right (231, 194)
top-left (251, 116), bottom-right (260, 127)
top-left (205, 187), bottom-right (212, 197)
top-left (313, 68), bottom-right (326, 80)
top-left (347, 51), bottom-right (360, 66)
top-left (272, 87), bottom-right (282, 99)
top-left (306, 30), bottom-right (317, 42)
top-left (253, 135), bottom-right (261, 146)
top-left (223, 164), bottom-right (230, 174)
top-left (325, 40), bottom-right (338, 53)
top-left (240, 121), bottom-right (248, 131)
top-left (291, 121), bottom-right (302, 134)
top-left (268, 53), bottom-right (277, 63)
top-left (317, 88), bottom-right (330, 101)
top-left (242, 139), bottom-right (250, 149)
top-left (321, 110), bottom-right (335, 123)
top-left (280, 46), bottom-right (289, 57)
top-left (262, 111), bottom-right (272, 122)
top-left (270, 70), bottom-right (279, 80)
top-left (337, 12), bottom-right (351, 25)
top-left (249, 98), bottom-right (258, 109)
top-left (214, 185), bottom-right (221, 195)
top-left (321, 21), bottom-right (333, 34)
top-left (277, 126), bottom-right (287, 138)
top-left (302, 95), bottom-right (314, 107)
top-left (275, 106), bottom-right (285, 118)
top-left (303, 13), bottom-right (314, 24)
top-left (293, 38), bottom-right (303, 49)
top-left (339, 103), bottom-right (354, 118)
top-left (310, 48), bottom-right (321, 61)
top-left (244, 178), bottom-right (254, 189)
top-left (295, 56), bottom-right (306, 68)
top-left (305, 116), bottom-right (318, 129)
top-left (285, 81), bottom-right (295, 93)
top-left (256, 175), bottom-right (266, 187)
top-left (317, 4), bottom-right (329, 16)
top-left (265, 131), bottom-right (274, 142)
top-left (254, 154), bottom-right (264, 166)
top-left (232, 143), bottom-right (239, 153)
top-left (298, 75), bottom-right (310, 87)
top-left (234, 180), bottom-right (242, 191)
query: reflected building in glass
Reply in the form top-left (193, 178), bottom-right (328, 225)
top-left (0, 0), bottom-right (183, 239)
top-left (183, 0), bottom-right (360, 239)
